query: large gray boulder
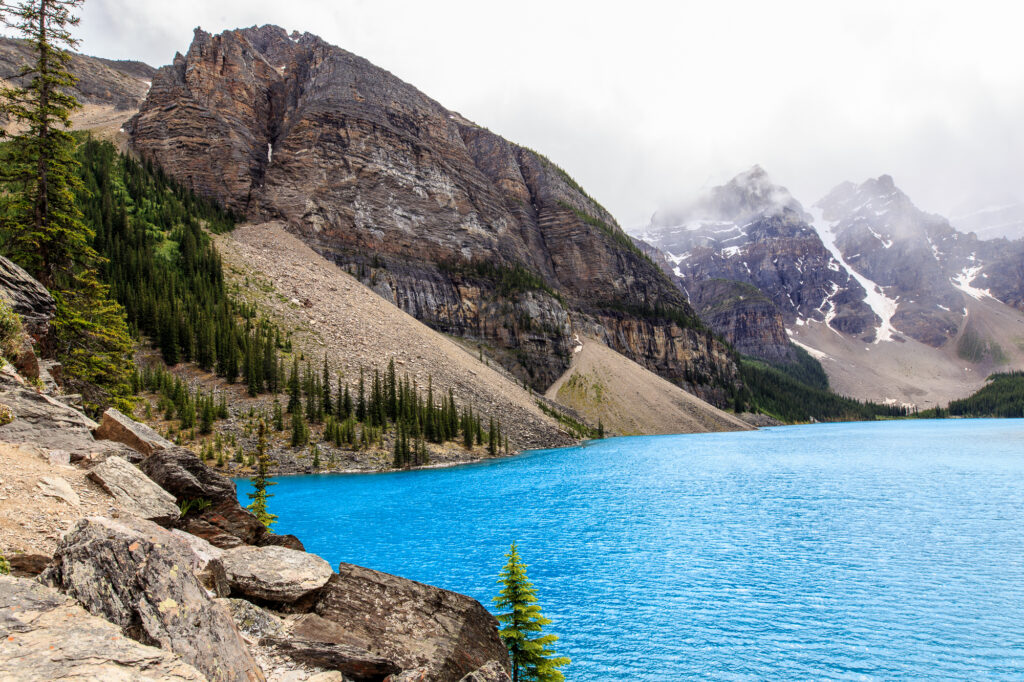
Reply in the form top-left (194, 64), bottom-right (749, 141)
top-left (221, 544), bottom-right (334, 603)
top-left (93, 407), bottom-right (174, 455)
top-left (41, 516), bottom-right (265, 682)
top-left (315, 562), bottom-right (509, 682)
top-left (0, 575), bottom-right (205, 681)
top-left (87, 455), bottom-right (180, 524)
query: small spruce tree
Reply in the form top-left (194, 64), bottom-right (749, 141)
top-left (493, 542), bottom-right (569, 682)
top-left (246, 420), bottom-right (277, 529)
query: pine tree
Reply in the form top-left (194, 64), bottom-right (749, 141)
top-left (246, 421), bottom-right (277, 529)
top-left (272, 397), bottom-right (284, 431)
top-left (0, 0), bottom-right (133, 414)
top-left (493, 542), bottom-right (569, 682)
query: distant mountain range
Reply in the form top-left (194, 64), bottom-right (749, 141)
top-left (637, 167), bottom-right (1024, 407)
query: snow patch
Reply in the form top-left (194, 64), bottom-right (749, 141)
top-left (809, 207), bottom-right (900, 343)
top-left (720, 246), bottom-right (742, 258)
top-left (951, 266), bottom-right (994, 300)
top-left (790, 338), bottom-right (828, 360)
top-left (267, 143), bottom-right (273, 163)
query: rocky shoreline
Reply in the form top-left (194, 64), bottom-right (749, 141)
top-left (0, 256), bottom-right (512, 681)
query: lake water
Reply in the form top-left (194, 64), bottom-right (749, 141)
top-left (236, 419), bottom-right (1024, 680)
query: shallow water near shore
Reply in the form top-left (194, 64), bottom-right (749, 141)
top-left (237, 419), bottom-right (1024, 680)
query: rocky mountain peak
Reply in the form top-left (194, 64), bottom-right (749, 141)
top-left (128, 25), bottom-right (740, 405)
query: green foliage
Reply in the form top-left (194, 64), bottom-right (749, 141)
top-left (556, 200), bottom-right (654, 265)
top-left (0, 553), bottom-right (9, 575)
top-left (439, 259), bottom-right (563, 301)
top-left (493, 542), bottom-right (569, 682)
top-left (0, 1), bottom-right (134, 414)
top-left (178, 498), bottom-right (212, 518)
top-left (72, 138), bottom-right (282, 400)
top-left (740, 356), bottom-right (908, 423)
top-left (535, 401), bottom-right (599, 439)
top-left (247, 420), bottom-right (277, 529)
top-left (956, 326), bottom-right (1007, 364)
top-left (0, 300), bottom-right (23, 361)
top-left (0, 404), bottom-right (13, 426)
top-left (135, 363), bottom-right (227, 436)
top-left (932, 371), bottom-right (1024, 418)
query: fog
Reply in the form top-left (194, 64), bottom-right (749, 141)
top-left (74, 0), bottom-right (1024, 230)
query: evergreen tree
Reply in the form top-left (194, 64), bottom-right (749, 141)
top-left (493, 542), bottom-right (569, 682)
top-left (246, 421), bottom-right (277, 529)
top-left (321, 354), bottom-right (332, 415)
top-left (272, 397), bottom-right (284, 431)
top-left (0, 0), bottom-right (133, 413)
top-left (290, 405), bottom-right (309, 447)
top-left (287, 355), bottom-right (301, 413)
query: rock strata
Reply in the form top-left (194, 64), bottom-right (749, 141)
top-left (41, 516), bottom-right (264, 682)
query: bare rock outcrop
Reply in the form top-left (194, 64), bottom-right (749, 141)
top-left (41, 516), bottom-right (265, 682)
top-left (459, 661), bottom-right (513, 682)
top-left (93, 406), bottom-right (175, 455)
top-left (0, 255), bottom-right (55, 343)
top-left (87, 455), bottom-right (180, 524)
top-left (315, 562), bottom-right (509, 682)
top-left (221, 544), bottom-right (334, 603)
top-left (0, 575), bottom-right (205, 681)
top-left (141, 444), bottom-right (303, 550)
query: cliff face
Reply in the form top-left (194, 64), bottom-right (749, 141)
top-left (127, 25), bottom-right (737, 401)
top-left (688, 279), bottom-right (794, 362)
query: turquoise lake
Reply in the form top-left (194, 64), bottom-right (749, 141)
top-left (236, 419), bottom-right (1024, 680)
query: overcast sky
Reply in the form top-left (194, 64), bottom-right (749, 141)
top-left (73, 0), bottom-right (1024, 230)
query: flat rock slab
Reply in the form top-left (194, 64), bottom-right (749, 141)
top-left (0, 575), bottom-right (205, 681)
top-left (222, 544), bottom-right (334, 603)
top-left (315, 562), bottom-right (507, 682)
top-left (36, 475), bottom-right (79, 506)
top-left (42, 516), bottom-right (265, 682)
top-left (93, 407), bottom-right (174, 455)
top-left (88, 455), bottom-right (179, 524)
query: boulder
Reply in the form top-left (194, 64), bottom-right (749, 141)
top-left (93, 407), bottom-right (174, 455)
top-left (140, 444), bottom-right (238, 504)
top-left (171, 528), bottom-right (230, 596)
top-left (222, 597), bottom-right (287, 641)
top-left (0, 575), bottom-right (205, 681)
top-left (258, 531), bottom-right (306, 551)
top-left (221, 544), bottom-right (334, 603)
top-left (459, 661), bottom-right (513, 682)
top-left (87, 455), bottom-right (180, 525)
top-left (315, 563), bottom-right (509, 682)
top-left (41, 516), bottom-right (265, 682)
top-left (0, 255), bottom-right (55, 342)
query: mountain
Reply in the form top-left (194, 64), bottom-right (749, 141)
top-left (125, 25), bottom-right (740, 407)
top-left (637, 166), bottom-right (876, 353)
top-left (641, 168), bottom-right (1024, 408)
top-left (0, 36), bottom-right (154, 110)
top-left (0, 37), bottom-right (154, 133)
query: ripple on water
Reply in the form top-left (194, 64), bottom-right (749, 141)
top-left (237, 419), bottom-right (1024, 680)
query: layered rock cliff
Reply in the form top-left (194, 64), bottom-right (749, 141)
top-left (126, 25), bottom-right (739, 404)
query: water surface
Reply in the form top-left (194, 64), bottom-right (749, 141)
top-left (237, 419), bottom-right (1024, 680)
